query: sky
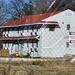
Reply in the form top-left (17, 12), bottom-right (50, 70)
top-left (4, 0), bottom-right (29, 4)
top-left (2, 0), bottom-right (30, 20)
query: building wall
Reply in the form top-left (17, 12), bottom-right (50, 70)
top-left (2, 9), bottom-right (75, 57)
top-left (2, 25), bottom-right (41, 57)
top-left (41, 9), bottom-right (75, 57)
top-left (41, 25), bottom-right (66, 57)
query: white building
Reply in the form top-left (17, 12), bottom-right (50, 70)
top-left (0, 9), bottom-right (75, 57)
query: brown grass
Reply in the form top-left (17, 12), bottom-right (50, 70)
top-left (0, 58), bottom-right (75, 75)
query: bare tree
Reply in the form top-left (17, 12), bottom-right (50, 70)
top-left (30, 0), bottom-right (53, 14)
top-left (32, 0), bottom-right (48, 14)
top-left (0, 0), bottom-right (8, 24)
top-left (51, 0), bottom-right (75, 11)
top-left (6, 0), bottom-right (75, 21)
top-left (7, 0), bottom-right (34, 20)
top-left (22, 0), bottom-right (35, 15)
top-left (7, 0), bottom-right (24, 19)
top-left (0, 0), bottom-right (7, 49)
top-left (7, 0), bottom-right (54, 20)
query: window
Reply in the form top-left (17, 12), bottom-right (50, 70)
top-left (12, 44), bottom-right (14, 47)
top-left (32, 42), bottom-right (34, 47)
top-left (67, 24), bottom-right (70, 30)
top-left (5, 43), bottom-right (6, 47)
top-left (18, 44), bottom-right (19, 50)
top-left (8, 43), bottom-right (9, 47)
top-left (36, 42), bottom-right (38, 47)
top-left (7, 34), bottom-right (8, 37)
top-left (32, 26), bottom-right (34, 32)
top-left (17, 28), bottom-right (19, 33)
top-left (4, 29), bottom-right (6, 33)
top-left (27, 41), bottom-right (29, 47)
top-left (18, 31), bottom-right (19, 33)
top-left (36, 25), bottom-right (38, 31)
top-left (21, 43), bottom-right (24, 46)
top-left (62, 22), bottom-right (64, 24)
top-left (36, 27), bottom-right (38, 31)
top-left (31, 32), bottom-right (33, 36)
top-left (8, 29), bottom-right (10, 33)
top-left (35, 32), bottom-right (38, 36)
top-left (21, 33), bottom-right (23, 36)
top-left (66, 42), bottom-right (69, 47)
top-left (49, 25), bottom-right (56, 31)
top-left (34, 48), bottom-right (38, 52)
top-left (27, 26), bottom-right (29, 32)
top-left (69, 32), bottom-right (71, 35)
top-left (3, 34), bottom-right (5, 37)
top-left (30, 48), bottom-right (34, 52)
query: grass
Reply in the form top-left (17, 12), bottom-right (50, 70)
top-left (0, 58), bottom-right (75, 75)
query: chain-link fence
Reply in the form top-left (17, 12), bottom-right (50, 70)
top-left (1, 21), bottom-right (75, 58)
top-left (0, 0), bottom-right (75, 75)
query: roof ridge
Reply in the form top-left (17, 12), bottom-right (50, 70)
top-left (2, 10), bottom-right (63, 27)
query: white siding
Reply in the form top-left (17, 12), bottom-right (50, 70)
top-left (3, 9), bottom-right (75, 57)
top-left (41, 9), bottom-right (75, 57)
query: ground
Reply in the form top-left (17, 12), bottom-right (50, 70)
top-left (0, 57), bottom-right (75, 75)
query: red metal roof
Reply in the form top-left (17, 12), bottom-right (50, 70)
top-left (0, 36), bottom-right (38, 40)
top-left (3, 11), bottom-right (62, 27)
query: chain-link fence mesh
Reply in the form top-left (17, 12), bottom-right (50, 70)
top-left (0, 18), bottom-right (75, 75)
top-left (1, 24), bottom-right (75, 58)
top-left (0, 0), bottom-right (75, 75)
